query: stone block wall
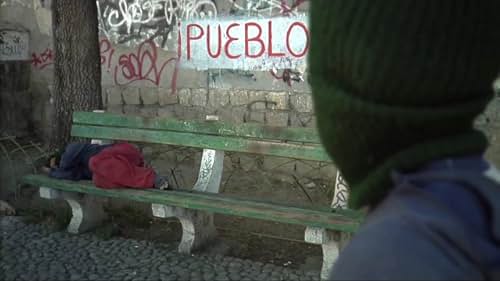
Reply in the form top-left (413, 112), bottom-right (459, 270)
top-left (103, 86), bottom-right (315, 127)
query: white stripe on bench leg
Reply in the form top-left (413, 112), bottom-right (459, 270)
top-left (39, 187), bottom-right (107, 234)
top-left (194, 115), bottom-right (224, 194)
top-left (332, 171), bottom-right (349, 209)
top-left (151, 205), bottom-right (217, 253)
top-left (193, 149), bottom-right (224, 193)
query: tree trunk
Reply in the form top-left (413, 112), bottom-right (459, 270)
top-left (50, 0), bottom-right (102, 150)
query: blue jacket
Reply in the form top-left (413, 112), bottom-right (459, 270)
top-left (332, 155), bottom-right (500, 280)
top-left (49, 143), bottom-right (111, 181)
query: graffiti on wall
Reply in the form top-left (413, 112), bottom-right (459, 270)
top-left (228, 0), bottom-right (307, 16)
top-left (179, 16), bottom-right (309, 71)
top-left (32, 39), bottom-right (178, 89)
top-left (94, 0), bottom-right (310, 87)
top-left (96, 0), bottom-right (308, 47)
top-left (100, 38), bottom-right (178, 86)
top-left (31, 48), bottom-right (53, 69)
top-left (225, 0), bottom-right (309, 86)
top-left (269, 68), bottom-right (303, 87)
top-left (29, 0), bottom-right (309, 88)
top-left (97, 0), bottom-right (217, 49)
top-left (0, 30), bottom-right (29, 61)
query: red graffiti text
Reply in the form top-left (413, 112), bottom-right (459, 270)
top-left (183, 20), bottom-right (310, 61)
top-left (113, 40), bottom-right (176, 86)
top-left (31, 48), bottom-right (54, 69)
top-left (100, 38), bottom-right (179, 92)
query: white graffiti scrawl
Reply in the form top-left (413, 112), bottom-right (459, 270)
top-left (228, 0), bottom-right (306, 17)
top-left (97, 0), bottom-right (217, 49)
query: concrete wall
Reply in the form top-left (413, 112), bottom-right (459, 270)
top-left (0, 23), bottom-right (32, 136)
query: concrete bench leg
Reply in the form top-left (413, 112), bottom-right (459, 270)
top-left (152, 204), bottom-right (217, 253)
top-left (39, 187), bottom-right (107, 234)
top-left (151, 140), bottom-right (224, 254)
top-left (303, 171), bottom-right (352, 280)
top-left (305, 227), bottom-right (351, 281)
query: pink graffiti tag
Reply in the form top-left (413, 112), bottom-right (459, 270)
top-left (99, 38), bottom-right (115, 72)
top-left (113, 40), bottom-right (177, 87)
top-left (100, 38), bottom-right (178, 93)
top-left (31, 48), bottom-right (54, 69)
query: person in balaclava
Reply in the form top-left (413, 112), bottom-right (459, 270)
top-left (309, 1), bottom-right (500, 279)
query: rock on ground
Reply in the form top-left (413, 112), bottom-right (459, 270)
top-left (0, 200), bottom-right (15, 216)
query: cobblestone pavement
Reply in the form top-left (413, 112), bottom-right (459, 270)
top-left (1, 216), bottom-right (320, 281)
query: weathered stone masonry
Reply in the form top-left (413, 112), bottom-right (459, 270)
top-left (104, 87), bottom-right (315, 127)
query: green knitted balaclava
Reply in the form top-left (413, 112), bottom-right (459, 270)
top-left (309, 0), bottom-right (500, 209)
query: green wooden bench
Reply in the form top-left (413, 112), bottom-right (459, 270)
top-left (21, 111), bottom-right (362, 279)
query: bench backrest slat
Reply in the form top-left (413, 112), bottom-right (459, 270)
top-left (73, 112), bottom-right (322, 144)
top-left (72, 124), bottom-right (332, 162)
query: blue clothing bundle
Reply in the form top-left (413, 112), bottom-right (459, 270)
top-left (49, 143), bottom-right (111, 181)
top-left (333, 155), bottom-right (500, 280)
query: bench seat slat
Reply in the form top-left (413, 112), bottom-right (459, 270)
top-left (71, 125), bottom-right (332, 162)
top-left (22, 174), bottom-right (361, 232)
top-left (73, 112), bottom-right (322, 144)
